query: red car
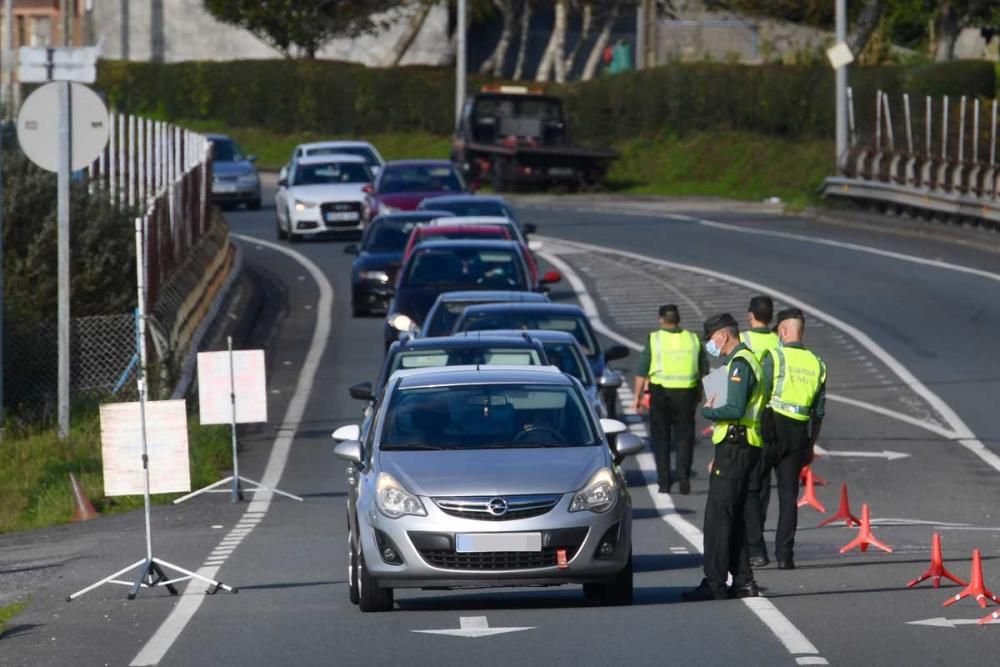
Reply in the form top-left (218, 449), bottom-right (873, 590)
top-left (371, 160), bottom-right (468, 215)
top-left (402, 224), bottom-right (513, 264)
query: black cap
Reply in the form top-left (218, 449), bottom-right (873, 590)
top-left (658, 304), bottom-right (679, 318)
top-left (773, 307), bottom-right (806, 330)
top-left (748, 295), bottom-right (774, 323)
top-left (703, 313), bottom-right (739, 340)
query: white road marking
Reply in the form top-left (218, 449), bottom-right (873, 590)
top-left (413, 616), bottom-right (535, 638)
top-left (131, 235), bottom-right (334, 666)
top-left (813, 446), bottom-right (910, 460)
top-left (795, 657), bottom-right (830, 665)
top-left (906, 617), bottom-right (998, 628)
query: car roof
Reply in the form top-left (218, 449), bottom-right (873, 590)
top-left (411, 239), bottom-right (521, 251)
top-left (300, 140), bottom-right (374, 151)
top-left (422, 194), bottom-right (509, 204)
top-left (416, 224), bottom-right (508, 235)
top-left (464, 328), bottom-right (579, 343)
top-left (430, 216), bottom-right (513, 226)
top-left (392, 364), bottom-right (566, 389)
top-left (383, 159), bottom-right (456, 168)
top-left (206, 133), bottom-right (233, 142)
top-left (296, 153), bottom-right (367, 165)
top-left (394, 334), bottom-right (541, 351)
top-left (371, 211), bottom-right (454, 224)
top-left (435, 290), bottom-right (548, 303)
top-left (461, 302), bottom-right (586, 316)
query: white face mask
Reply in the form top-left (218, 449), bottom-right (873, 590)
top-left (706, 338), bottom-right (721, 357)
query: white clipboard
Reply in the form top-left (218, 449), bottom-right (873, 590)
top-left (701, 366), bottom-right (729, 407)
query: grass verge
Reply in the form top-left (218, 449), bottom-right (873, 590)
top-left (0, 599), bottom-right (27, 634)
top-left (0, 410), bottom-right (231, 535)
top-left (201, 124), bottom-right (831, 207)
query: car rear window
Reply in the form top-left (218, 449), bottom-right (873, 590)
top-left (427, 201), bottom-right (509, 218)
top-left (391, 347), bottom-right (542, 373)
top-left (403, 248), bottom-right (526, 289)
top-left (542, 342), bottom-right (590, 385)
top-left (381, 384), bottom-right (597, 450)
top-left (379, 165), bottom-right (464, 194)
top-left (364, 221), bottom-right (422, 252)
top-left (455, 313), bottom-right (596, 355)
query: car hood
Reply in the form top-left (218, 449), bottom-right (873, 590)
top-left (289, 183), bottom-right (368, 202)
top-left (213, 161), bottom-right (256, 176)
top-left (377, 192), bottom-right (449, 211)
top-left (378, 447), bottom-right (607, 496)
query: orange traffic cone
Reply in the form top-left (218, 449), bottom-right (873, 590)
top-left (978, 608), bottom-right (1000, 625)
top-left (907, 533), bottom-right (965, 589)
top-left (943, 549), bottom-right (999, 608)
top-left (817, 483), bottom-right (861, 528)
top-left (797, 466), bottom-right (826, 513)
top-left (839, 504), bottom-right (892, 554)
top-left (69, 473), bottom-right (99, 522)
top-left (799, 464), bottom-right (828, 487)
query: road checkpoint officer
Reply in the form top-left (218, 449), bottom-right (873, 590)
top-left (682, 313), bottom-right (763, 602)
top-left (741, 295), bottom-right (780, 567)
top-left (745, 308), bottom-right (827, 570)
top-left (632, 304), bottom-right (708, 495)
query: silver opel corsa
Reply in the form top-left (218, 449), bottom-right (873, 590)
top-left (333, 365), bottom-right (643, 612)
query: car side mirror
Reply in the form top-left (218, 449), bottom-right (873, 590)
top-left (522, 223), bottom-right (537, 235)
top-left (277, 177), bottom-right (287, 188)
top-left (604, 345), bottom-right (629, 362)
top-left (600, 418), bottom-right (627, 436)
top-left (540, 270), bottom-right (561, 285)
top-left (612, 432), bottom-right (644, 458)
top-left (362, 184), bottom-right (375, 195)
top-left (246, 154), bottom-right (258, 163)
top-left (598, 370), bottom-right (623, 389)
top-left (348, 382), bottom-right (373, 401)
top-left (332, 424), bottom-right (361, 442)
top-left (334, 440), bottom-right (363, 464)
top-left (344, 244), bottom-right (359, 255)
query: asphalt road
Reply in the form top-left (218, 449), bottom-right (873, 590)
top-left (3, 185), bottom-right (1000, 666)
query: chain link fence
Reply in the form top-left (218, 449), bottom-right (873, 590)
top-left (2, 312), bottom-right (137, 424)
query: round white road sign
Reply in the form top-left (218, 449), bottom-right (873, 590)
top-left (16, 82), bottom-right (110, 173)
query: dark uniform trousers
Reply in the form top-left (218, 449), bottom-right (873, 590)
top-left (745, 414), bottom-right (810, 561)
top-left (703, 440), bottom-right (760, 591)
top-left (649, 385), bottom-right (698, 485)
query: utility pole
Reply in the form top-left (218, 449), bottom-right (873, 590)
top-left (0, 1), bottom-right (5, 434)
top-left (455, 0), bottom-right (467, 127)
top-left (835, 0), bottom-right (848, 171)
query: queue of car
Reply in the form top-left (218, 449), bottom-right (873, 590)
top-left (243, 137), bottom-right (640, 611)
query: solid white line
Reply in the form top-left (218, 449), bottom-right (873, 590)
top-left (131, 236), bottom-right (334, 667)
top-left (539, 236), bottom-right (1000, 474)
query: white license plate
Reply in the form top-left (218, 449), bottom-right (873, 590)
top-left (456, 532), bottom-right (542, 553)
top-left (325, 211), bottom-right (360, 222)
top-left (213, 183), bottom-right (238, 193)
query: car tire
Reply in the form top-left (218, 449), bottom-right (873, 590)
top-left (352, 303), bottom-right (367, 318)
top-left (584, 549), bottom-right (633, 606)
top-left (357, 551), bottom-right (393, 612)
top-left (348, 517), bottom-right (360, 605)
top-left (248, 197), bottom-right (262, 211)
top-left (276, 218), bottom-right (287, 240)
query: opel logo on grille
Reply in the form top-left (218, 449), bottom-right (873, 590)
top-left (487, 497), bottom-right (508, 516)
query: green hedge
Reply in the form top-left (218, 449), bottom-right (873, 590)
top-left (97, 59), bottom-right (996, 144)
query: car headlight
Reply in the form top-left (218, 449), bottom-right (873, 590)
top-left (294, 199), bottom-right (318, 211)
top-left (359, 270), bottom-right (390, 283)
top-left (569, 468), bottom-right (618, 513)
top-left (388, 313), bottom-right (417, 332)
top-left (376, 472), bottom-right (426, 519)
top-left (237, 172), bottom-right (258, 184)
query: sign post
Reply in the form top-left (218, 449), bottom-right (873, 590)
top-left (16, 46), bottom-right (107, 439)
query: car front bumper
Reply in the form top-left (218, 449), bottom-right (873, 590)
top-left (352, 283), bottom-right (394, 314)
top-left (360, 493), bottom-right (631, 589)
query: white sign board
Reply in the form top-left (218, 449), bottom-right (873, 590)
top-left (701, 366), bottom-right (730, 408)
top-left (16, 82), bottom-right (109, 172)
top-left (826, 41), bottom-right (854, 70)
top-left (18, 46), bottom-right (99, 83)
top-left (197, 350), bottom-right (268, 425)
top-left (100, 400), bottom-right (191, 497)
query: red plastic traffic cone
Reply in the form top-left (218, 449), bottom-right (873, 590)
top-left (797, 466), bottom-right (827, 513)
top-left (69, 473), bottom-right (99, 522)
top-left (907, 533), bottom-right (965, 589)
top-left (943, 549), bottom-right (999, 608)
top-left (978, 608), bottom-right (1000, 625)
top-left (817, 483), bottom-right (861, 528)
top-left (799, 464), bottom-right (828, 487)
top-left (839, 504), bottom-right (892, 554)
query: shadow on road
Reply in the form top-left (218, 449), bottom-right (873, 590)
top-left (398, 585), bottom-right (691, 611)
top-left (239, 580), bottom-right (346, 592)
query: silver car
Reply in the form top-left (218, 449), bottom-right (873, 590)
top-left (333, 365), bottom-right (642, 612)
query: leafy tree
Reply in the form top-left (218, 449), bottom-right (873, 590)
top-left (202, 0), bottom-right (403, 58)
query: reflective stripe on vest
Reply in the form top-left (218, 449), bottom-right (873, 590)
top-left (768, 346), bottom-right (826, 422)
top-left (648, 329), bottom-right (700, 389)
top-left (711, 348), bottom-right (765, 448)
top-left (740, 330), bottom-right (779, 361)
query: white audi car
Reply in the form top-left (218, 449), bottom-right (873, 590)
top-left (275, 154), bottom-right (375, 242)
top-left (281, 140), bottom-right (385, 181)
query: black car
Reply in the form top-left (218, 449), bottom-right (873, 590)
top-left (348, 334), bottom-right (550, 410)
top-left (383, 239), bottom-right (534, 350)
top-left (344, 211), bottom-right (454, 317)
top-left (450, 302), bottom-right (629, 416)
top-left (416, 194), bottom-right (528, 227)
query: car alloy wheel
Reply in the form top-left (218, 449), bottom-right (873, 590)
top-left (348, 519), bottom-right (359, 605)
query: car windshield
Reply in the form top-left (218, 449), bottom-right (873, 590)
top-left (542, 342), bottom-right (590, 385)
top-left (294, 162), bottom-right (371, 186)
top-left (389, 346), bottom-right (542, 375)
top-left (424, 300), bottom-right (483, 337)
top-left (381, 383), bottom-right (597, 450)
top-left (307, 146), bottom-right (380, 169)
top-left (456, 312), bottom-right (597, 356)
top-left (379, 165), bottom-right (464, 194)
top-left (402, 248), bottom-right (526, 289)
top-left (363, 220), bottom-right (422, 253)
top-left (425, 201), bottom-right (511, 218)
top-left (210, 139), bottom-right (244, 162)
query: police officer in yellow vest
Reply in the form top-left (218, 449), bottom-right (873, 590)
top-left (745, 308), bottom-right (826, 570)
top-left (682, 313), bottom-right (763, 601)
top-left (632, 304), bottom-right (708, 495)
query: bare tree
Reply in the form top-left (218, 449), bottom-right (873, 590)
top-left (480, 0), bottom-right (517, 75)
top-left (581, 0), bottom-right (621, 80)
top-left (512, 0), bottom-right (534, 79)
top-left (847, 0), bottom-right (884, 55)
top-left (391, 1), bottom-right (434, 66)
top-left (563, 1), bottom-right (593, 77)
top-left (536, 0), bottom-right (569, 82)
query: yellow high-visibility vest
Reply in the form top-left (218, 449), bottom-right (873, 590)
top-left (648, 329), bottom-right (700, 389)
top-left (768, 346), bottom-right (826, 422)
top-left (740, 330), bottom-right (779, 361)
top-left (711, 348), bottom-right (764, 448)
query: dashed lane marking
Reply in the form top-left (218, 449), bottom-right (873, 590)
top-left (131, 235), bottom-right (334, 666)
